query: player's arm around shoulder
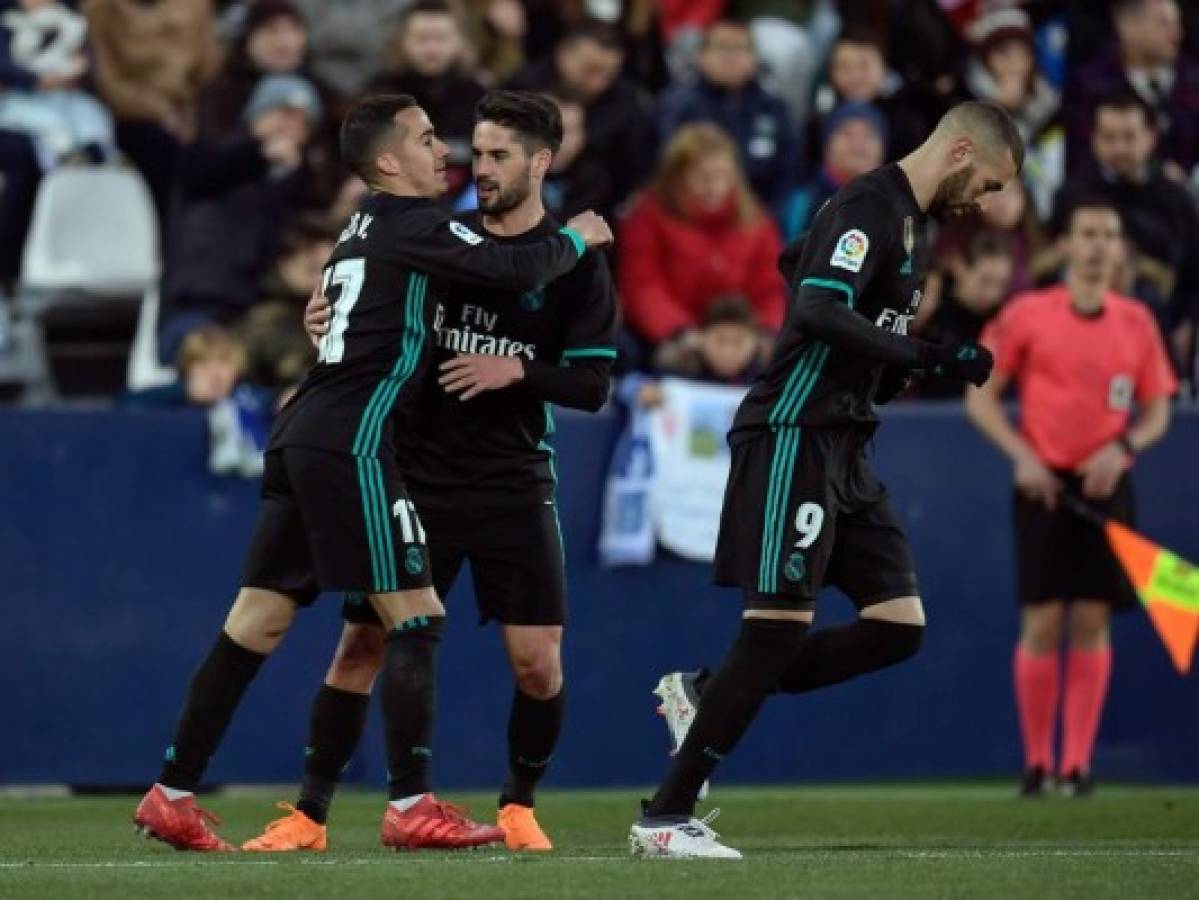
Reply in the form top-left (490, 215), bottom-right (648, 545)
top-left (387, 204), bottom-right (612, 293)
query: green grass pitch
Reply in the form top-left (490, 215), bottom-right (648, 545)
top-left (1, 785), bottom-right (1197, 899)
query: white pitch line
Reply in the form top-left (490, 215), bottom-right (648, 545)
top-left (1, 849), bottom-right (1196, 869)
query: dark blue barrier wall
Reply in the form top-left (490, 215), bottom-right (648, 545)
top-left (2, 406), bottom-right (1197, 788)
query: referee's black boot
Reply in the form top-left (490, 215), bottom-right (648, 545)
top-left (1019, 766), bottom-right (1050, 798)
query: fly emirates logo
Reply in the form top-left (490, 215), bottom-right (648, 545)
top-left (435, 304), bottom-right (538, 361)
top-left (874, 289), bottom-right (922, 335)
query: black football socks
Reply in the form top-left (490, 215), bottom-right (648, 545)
top-left (776, 619), bottom-right (924, 693)
top-left (500, 686), bottom-right (565, 809)
top-left (158, 631), bottom-right (266, 792)
top-left (644, 618), bottom-right (808, 819)
top-left (296, 684), bottom-right (371, 824)
top-left (381, 616), bottom-right (444, 800)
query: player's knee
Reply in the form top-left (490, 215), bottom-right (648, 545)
top-left (1067, 603), bottom-right (1111, 649)
top-left (1021, 605), bottom-right (1065, 654)
top-left (511, 651), bottom-right (562, 700)
top-left (224, 588), bottom-right (296, 654)
top-left (860, 595), bottom-right (925, 626)
top-left (327, 625), bottom-right (386, 692)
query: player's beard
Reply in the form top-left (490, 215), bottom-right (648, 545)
top-left (476, 168), bottom-right (533, 215)
top-left (929, 165), bottom-right (976, 219)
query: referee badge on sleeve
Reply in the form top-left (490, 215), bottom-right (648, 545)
top-left (831, 229), bottom-right (869, 272)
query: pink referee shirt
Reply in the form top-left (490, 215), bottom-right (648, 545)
top-left (981, 286), bottom-right (1177, 470)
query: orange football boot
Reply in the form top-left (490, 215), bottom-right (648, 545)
top-left (242, 802), bottom-right (328, 852)
top-left (380, 794), bottom-right (505, 850)
top-left (498, 803), bottom-right (553, 851)
top-left (133, 784), bottom-right (236, 852)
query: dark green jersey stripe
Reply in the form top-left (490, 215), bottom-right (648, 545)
top-left (355, 457), bottom-right (385, 588)
top-left (351, 274), bottom-right (420, 457)
top-left (759, 428), bottom-right (799, 593)
top-left (368, 458), bottom-right (397, 589)
top-left (561, 347), bottom-right (617, 360)
top-left (358, 274), bottom-right (428, 458)
top-left (798, 276), bottom-right (855, 307)
top-left (774, 343), bottom-right (830, 425)
top-left (769, 343), bottom-right (818, 427)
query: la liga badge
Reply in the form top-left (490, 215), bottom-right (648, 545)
top-left (830, 229), bottom-right (869, 272)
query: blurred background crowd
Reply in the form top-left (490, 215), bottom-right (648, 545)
top-left (1, 0), bottom-right (1198, 410)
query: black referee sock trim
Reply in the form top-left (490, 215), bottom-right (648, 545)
top-left (776, 619), bottom-right (924, 694)
top-left (158, 631), bottom-right (266, 792)
top-left (296, 684), bottom-right (371, 825)
top-left (646, 618), bottom-right (807, 818)
top-left (381, 616), bottom-right (444, 800)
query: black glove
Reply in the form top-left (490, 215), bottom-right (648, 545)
top-left (920, 342), bottom-right (994, 387)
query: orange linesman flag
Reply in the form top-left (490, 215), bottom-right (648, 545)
top-left (1104, 520), bottom-right (1199, 674)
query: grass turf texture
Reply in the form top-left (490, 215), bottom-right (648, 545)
top-left (1, 785), bottom-right (1197, 899)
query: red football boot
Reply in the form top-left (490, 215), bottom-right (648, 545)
top-left (133, 784), bottom-right (236, 852)
top-left (380, 794), bottom-right (506, 850)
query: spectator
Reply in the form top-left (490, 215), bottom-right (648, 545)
top-left (917, 230), bottom-right (1013, 398)
top-left (506, 18), bottom-right (656, 212)
top-left (290, 0), bottom-right (410, 97)
top-left (462, 0), bottom-right (528, 85)
top-left (1064, 0), bottom-right (1199, 181)
top-left (83, 0), bottom-right (221, 223)
top-left (652, 295), bottom-right (771, 386)
top-left (618, 122), bottom-right (785, 354)
top-left (0, 0), bottom-right (117, 168)
top-left (963, 9), bottom-right (1063, 220)
top-left (159, 73), bottom-right (322, 358)
top-left (1052, 90), bottom-right (1199, 378)
top-left (236, 301), bottom-right (316, 392)
top-left (965, 195), bottom-right (1175, 798)
top-left (782, 100), bottom-right (885, 241)
top-left (656, 18), bottom-right (798, 218)
top-left (121, 324), bottom-right (247, 409)
top-left (256, 212), bottom-right (336, 310)
top-left (933, 178), bottom-right (1051, 298)
top-left (369, 1), bottom-right (487, 200)
top-left (805, 28), bottom-right (930, 171)
top-left (725, 0), bottom-right (841, 123)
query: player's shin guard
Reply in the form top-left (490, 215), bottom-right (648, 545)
top-left (774, 619), bottom-right (924, 693)
top-left (645, 618), bottom-right (808, 818)
top-left (158, 631), bottom-right (266, 792)
top-left (501, 686), bottom-right (564, 809)
top-left (1060, 646), bottom-right (1111, 776)
top-left (297, 685), bottom-right (371, 824)
top-left (380, 616), bottom-right (444, 800)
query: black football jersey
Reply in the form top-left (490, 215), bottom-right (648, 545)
top-left (731, 163), bottom-right (928, 434)
top-left (400, 212), bottom-right (617, 509)
top-left (269, 192), bottom-right (584, 456)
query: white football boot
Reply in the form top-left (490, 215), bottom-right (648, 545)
top-left (653, 671), bottom-right (709, 800)
top-left (629, 808), bottom-right (742, 860)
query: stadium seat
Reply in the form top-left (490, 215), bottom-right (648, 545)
top-left (4, 165), bottom-right (160, 404)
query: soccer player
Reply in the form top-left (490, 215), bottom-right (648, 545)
top-left (628, 101), bottom-right (1022, 859)
top-left (131, 93), bottom-right (613, 852)
top-left (965, 197), bottom-right (1175, 796)
top-left (240, 91), bottom-right (616, 853)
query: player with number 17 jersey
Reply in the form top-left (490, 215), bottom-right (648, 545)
top-left (244, 191), bottom-right (588, 601)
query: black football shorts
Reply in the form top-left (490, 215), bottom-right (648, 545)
top-left (343, 496), bottom-right (567, 627)
top-left (1013, 471), bottom-right (1137, 610)
top-left (241, 447), bottom-right (433, 604)
top-left (714, 426), bottom-right (918, 612)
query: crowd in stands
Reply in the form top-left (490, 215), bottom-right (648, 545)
top-left (1, 0), bottom-right (1198, 410)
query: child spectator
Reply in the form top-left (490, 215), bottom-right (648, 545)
top-left (783, 101), bottom-right (885, 240)
top-left (964, 10), bottom-right (1063, 220)
top-left (0, 0), bottom-right (117, 169)
top-left (618, 122), bottom-right (785, 358)
top-left (369, 1), bottom-right (487, 199)
top-left (121, 325), bottom-right (246, 409)
top-left (918, 230), bottom-right (1014, 398)
top-left (652, 296), bottom-right (771, 388)
top-left (656, 18), bottom-right (798, 218)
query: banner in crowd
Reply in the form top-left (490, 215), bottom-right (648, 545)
top-left (647, 378), bottom-right (748, 561)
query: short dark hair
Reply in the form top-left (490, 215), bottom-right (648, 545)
top-left (475, 90), bottom-right (563, 155)
top-left (1094, 89), bottom-right (1156, 129)
top-left (340, 93), bottom-right (419, 183)
top-left (937, 100), bottom-right (1025, 172)
top-left (701, 18), bottom-right (752, 47)
top-left (961, 229), bottom-right (1012, 265)
top-left (560, 18), bottom-right (623, 52)
top-left (702, 295), bottom-right (757, 329)
top-left (1065, 193), bottom-right (1123, 233)
top-left (833, 26), bottom-right (887, 54)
